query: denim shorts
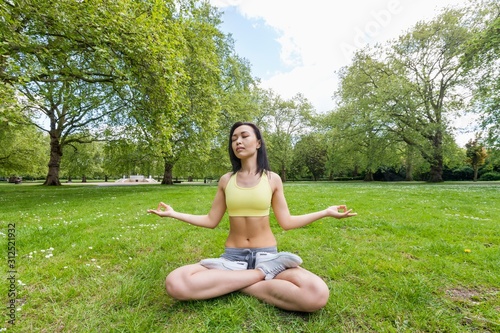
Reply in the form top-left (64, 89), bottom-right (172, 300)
top-left (220, 246), bottom-right (278, 269)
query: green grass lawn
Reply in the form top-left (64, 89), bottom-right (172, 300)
top-left (1, 181), bottom-right (499, 332)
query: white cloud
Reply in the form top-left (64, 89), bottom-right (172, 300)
top-left (211, 0), bottom-right (469, 113)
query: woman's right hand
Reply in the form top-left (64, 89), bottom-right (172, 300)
top-left (147, 202), bottom-right (175, 217)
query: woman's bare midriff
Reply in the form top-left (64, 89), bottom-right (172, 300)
top-left (224, 216), bottom-right (277, 248)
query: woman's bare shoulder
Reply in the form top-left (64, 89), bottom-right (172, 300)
top-left (266, 171), bottom-right (283, 189)
top-left (218, 172), bottom-right (233, 188)
top-left (266, 171), bottom-right (281, 180)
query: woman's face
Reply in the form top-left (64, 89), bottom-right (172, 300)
top-left (231, 125), bottom-right (261, 158)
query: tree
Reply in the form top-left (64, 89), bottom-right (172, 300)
top-left (0, 81), bottom-right (47, 177)
top-left (385, 8), bottom-right (476, 182)
top-left (0, 0), bottom-right (206, 185)
top-left (314, 111), bottom-right (360, 179)
top-left (462, 0), bottom-right (500, 148)
top-left (130, 2), bottom-right (255, 184)
top-left (61, 141), bottom-right (104, 182)
top-left (261, 91), bottom-right (315, 182)
top-left (102, 138), bottom-right (160, 180)
top-left (292, 134), bottom-right (327, 181)
top-left (0, 121), bottom-right (47, 178)
top-left (465, 137), bottom-right (488, 181)
top-left (331, 2), bottom-right (489, 183)
top-left (1, 0), bottom-right (167, 185)
top-left (332, 52), bottom-right (403, 181)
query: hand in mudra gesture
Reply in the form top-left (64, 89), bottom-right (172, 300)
top-left (326, 205), bottom-right (357, 219)
top-left (147, 202), bottom-right (175, 218)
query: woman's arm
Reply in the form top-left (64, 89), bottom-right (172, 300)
top-left (270, 172), bottom-right (356, 230)
top-left (147, 174), bottom-right (230, 229)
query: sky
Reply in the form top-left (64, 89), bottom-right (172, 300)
top-left (209, 0), bottom-right (473, 144)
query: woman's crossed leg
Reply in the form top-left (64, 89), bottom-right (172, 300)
top-left (165, 264), bottom-right (329, 312)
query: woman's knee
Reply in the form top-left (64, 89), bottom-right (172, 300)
top-left (311, 280), bottom-right (330, 311)
top-left (301, 277), bottom-right (330, 312)
top-left (165, 271), bottom-right (192, 300)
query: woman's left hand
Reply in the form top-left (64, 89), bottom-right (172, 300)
top-left (326, 205), bottom-right (357, 219)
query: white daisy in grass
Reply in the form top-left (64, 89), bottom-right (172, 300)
top-left (44, 247), bottom-right (54, 258)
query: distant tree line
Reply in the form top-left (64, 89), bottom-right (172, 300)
top-left (1, 0), bottom-right (498, 184)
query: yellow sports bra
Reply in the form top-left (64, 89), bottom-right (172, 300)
top-left (225, 172), bottom-right (272, 217)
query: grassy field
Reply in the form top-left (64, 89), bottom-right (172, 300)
top-left (1, 181), bottom-right (499, 332)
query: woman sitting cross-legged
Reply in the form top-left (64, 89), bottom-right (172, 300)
top-left (148, 121), bottom-right (356, 312)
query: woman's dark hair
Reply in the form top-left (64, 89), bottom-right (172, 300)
top-left (228, 122), bottom-right (270, 175)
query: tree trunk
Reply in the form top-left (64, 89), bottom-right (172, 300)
top-left (428, 164), bottom-right (443, 182)
top-left (161, 159), bottom-right (174, 185)
top-left (473, 166), bottom-right (479, 182)
top-left (280, 165), bottom-right (287, 183)
top-left (405, 145), bottom-right (414, 181)
top-left (352, 165), bottom-right (359, 178)
top-left (405, 164), bottom-right (414, 181)
top-left (428, 132), bottom-right (444, 182)
top-left (43, 133), bottom-right (62, 186)
top-left (364, 169), bottom-right (374, 181)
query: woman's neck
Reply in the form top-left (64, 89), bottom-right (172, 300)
top-left (239, 159), bottom-right (259, 175)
